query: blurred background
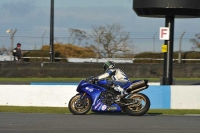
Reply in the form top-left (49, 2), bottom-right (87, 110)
top-left (0, 0), bottom-right (200, 62)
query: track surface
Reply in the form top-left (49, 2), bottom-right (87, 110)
top-left (0, 113), bottom-right (200, 133)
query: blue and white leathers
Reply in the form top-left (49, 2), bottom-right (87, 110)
top-left (98, 68), bottom-right (131, 88)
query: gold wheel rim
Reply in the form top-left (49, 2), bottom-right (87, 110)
top-left (127, 94), bottom-right (146, 112)
top-left (70, 95), bottom-right (90, 113)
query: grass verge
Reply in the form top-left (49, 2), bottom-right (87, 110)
top-left (0, 78), bottom-right (83, 82)
top-left (1, 106), bottom-right (200, 115)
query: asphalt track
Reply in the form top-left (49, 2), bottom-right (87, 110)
top-left (0, 113), bottom-right (200, 133)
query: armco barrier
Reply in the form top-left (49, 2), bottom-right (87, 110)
top-left (0, 85), bottom-right (199, 109)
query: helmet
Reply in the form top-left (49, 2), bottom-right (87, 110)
top-left (103, 61), bottom-right (115, 72)
top-left (17, 43), bottom-right (21, 46)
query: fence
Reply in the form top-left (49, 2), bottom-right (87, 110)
top-left (0, 35), bottom-right (197, 53)
top-left (2, 55), bottom-right (200, 63)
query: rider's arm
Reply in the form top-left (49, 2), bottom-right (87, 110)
top-left (97, 69), bottom-right (116, 80)
top-left (97, 73), bottom-right (109, 80)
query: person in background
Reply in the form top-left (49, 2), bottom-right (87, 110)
top-left (13, 43), bottom-right (22, 61)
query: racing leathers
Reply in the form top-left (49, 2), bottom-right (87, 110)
top-left (97, 68), bottom-right (130, 99)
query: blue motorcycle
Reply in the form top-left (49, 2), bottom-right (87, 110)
top-left (68, 77), bottom-right (150, 116)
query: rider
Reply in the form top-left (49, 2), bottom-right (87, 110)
top-left (95, 61), bottom-right (131, 102)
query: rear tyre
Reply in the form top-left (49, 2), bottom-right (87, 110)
top-left (68, 94), bottom-right (92, 115)
top-left (125, 93), bottom-right (150, 116)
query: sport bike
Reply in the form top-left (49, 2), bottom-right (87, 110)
top-left (68, 77), bottom-right (150, 116)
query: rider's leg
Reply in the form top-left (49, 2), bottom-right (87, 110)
top-left (113, 81), bottom-right (129, 94)
top-left (113, 85), bottom-right (127, 95)
top-left (112, 81), bottom-right (129, 101)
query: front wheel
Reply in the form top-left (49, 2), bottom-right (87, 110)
top-left (68, 94), bottom-right (92, 115)
top-left (125, 93), bottom-right (150, 116)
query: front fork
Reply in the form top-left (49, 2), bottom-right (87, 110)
top-left (79, 92), bottom-right (86, 100)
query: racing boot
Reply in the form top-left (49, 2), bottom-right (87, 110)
top-left (114, 85), bottom-right (128, 102)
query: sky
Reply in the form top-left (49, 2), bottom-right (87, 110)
top-left (0, 0), bottom-right (200, 52)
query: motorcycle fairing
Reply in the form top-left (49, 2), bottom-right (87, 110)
top-left (76, 80), bottom-right (121, 112)
top-left (77, 80), bottom-right (105, 101)
top-left (91, 98), bottom-right (121, 112)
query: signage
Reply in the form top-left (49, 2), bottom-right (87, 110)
top-left (160, 27), bottom-right (170, 40)
top-left (162, 44), bottom-right (167, 53)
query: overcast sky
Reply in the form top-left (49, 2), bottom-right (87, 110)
top-left (0, 0), bottom-right (200, 52)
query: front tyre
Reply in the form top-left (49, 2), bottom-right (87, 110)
top-left (125, 93), bottom-right (150, 116)
top-left (68, 94), bottom-right (92, 115)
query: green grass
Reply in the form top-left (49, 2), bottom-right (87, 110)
top-left (148, 109), bottom-right (200, 115)
top-left (0, 78), bottom-right (82, 82)
top-left (0, 106), bottom-right (69, 114)
top-left (0, 106), bottom-right (200, 115)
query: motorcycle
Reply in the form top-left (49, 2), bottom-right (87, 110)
top-left (68, 77), bottom-right (150, 116)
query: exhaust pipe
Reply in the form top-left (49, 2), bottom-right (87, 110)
top-left (126, 80), bottom-right (148, 93)
top-left (130, 85), bottom-right (149, 94)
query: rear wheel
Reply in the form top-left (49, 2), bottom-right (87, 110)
top-left (68, 94), bottom-right (92, 115)
top-left (125, 93), bottom-right (150, 116)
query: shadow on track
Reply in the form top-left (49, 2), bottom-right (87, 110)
top-left (90, 112), bottom-right (162, 116)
